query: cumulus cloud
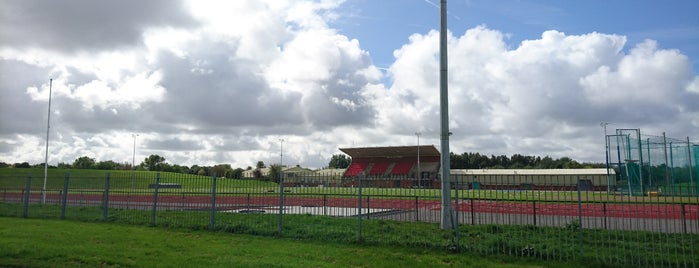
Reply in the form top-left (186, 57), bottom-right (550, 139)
top-left (378, 26), bottom-right (698, 160)
top-left (0, 1), bottom-right (696, 169)
top-left (0, 0), bottom-right (198, 52)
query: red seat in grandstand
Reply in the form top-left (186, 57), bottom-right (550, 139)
top-left (391, 161), bottom-right (413, 175)
top-left (369, 162), bottom-right (390, 175)
top-left (345, 162), bottom-right (369, 177)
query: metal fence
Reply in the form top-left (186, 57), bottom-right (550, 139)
top-left (1, 170), bottom-right (698, 267)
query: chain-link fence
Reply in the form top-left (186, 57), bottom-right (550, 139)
top-left (1, 170), bottom-right (697, 267)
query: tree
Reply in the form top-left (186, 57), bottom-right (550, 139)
top-left (14, 162), bottom-right (30, 168)
top-left (537, 156), bottom-right (556, 169)
top-left (253, 169), bottom-right (263, 179)
top-left (229, 168), bottom-right (244, 179)
top-left (95, 160), bottom-right (118, 170)
top-left (73, 156), bottom-right (96, 169)
top-left (57, 162), bottom-right (72, 169)
top-left (190, 165), bottom-right (201, 174)
top-left (328, 154), bottom-right (351, 169)
top-left (211, 164), bottom-right (231, 177)
top-left (0, 162), bottom-right (9, 168)
top-left (268, 164), bottom-right (282, 183)
top-left (256, 161), bottom-right (266, 169)
top-left (141, 154), bottom-right (166, 171)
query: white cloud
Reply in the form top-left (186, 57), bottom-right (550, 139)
top-left (378, 26), bottom-right (698, 161)
top-left (0, 1), bottom-right (697, 169)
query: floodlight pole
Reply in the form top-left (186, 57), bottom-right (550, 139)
top-left (42, 78), bottom-right (53, 204)
top-left (439, 0), bottom-right (455, 230)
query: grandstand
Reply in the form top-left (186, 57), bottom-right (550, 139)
top-left (340, 145), bottom-right (441, 188)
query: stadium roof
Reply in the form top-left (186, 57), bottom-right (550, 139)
top-left (339, 145), bottom-right (440, 158)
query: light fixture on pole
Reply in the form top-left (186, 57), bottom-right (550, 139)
top-left (415, 132), bottom-right (421, 182)
top-left (42, 78), bottom-right (53, 204)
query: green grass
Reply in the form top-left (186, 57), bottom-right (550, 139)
top-left (0, 217), bottom-right (590, 268)
top-left (2, 203), bottom-right (697, 267)
top-left (2, 168), bottom-right (696, 204)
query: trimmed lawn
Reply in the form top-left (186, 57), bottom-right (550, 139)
top-left (0, 217), bottom-right (583, 268)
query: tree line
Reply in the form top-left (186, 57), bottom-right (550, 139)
top-left (1, 151), bottom-right (603, 177)
top-left (0, 155), bottom-right (248, 179)
top-left (327, 152), bottom-right (603, 169)
top-left (449, 152), bottom-right (603, 169)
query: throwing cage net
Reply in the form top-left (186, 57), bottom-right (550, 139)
top-left (606, 129), bottom-right (698, 197)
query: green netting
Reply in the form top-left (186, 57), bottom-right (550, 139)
top-left (606, 129), bottom-right (698, 197)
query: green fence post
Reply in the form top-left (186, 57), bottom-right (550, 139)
top-left (103, 173), bottom-right (110, 222)
top-left (60, 173), bottom-right (69, 219)
top-left (415, 196), bottom-right (419, 222)
top-left (454, 176), bottom-right (460, 251)
top-left (23, 174), bottom-right (31, 218)
top-left (151, 173), bottom-right (160, 226)
top-left (357, 174), bottom-right (363, 242)
top-left (681, 204), bottom-right (687, 234)
top-left (278, 170), bottom-right (284, 237)
top-left (210, 174), bottom-right (217, 231)
top-left (366, 195), bottom-right (370, 219)
top-left (471, 198), bottom-right (476, 225)
top-left (577, 176), bottom-right (584, 261)
top-left (532, 201), bottom-right (536, 226)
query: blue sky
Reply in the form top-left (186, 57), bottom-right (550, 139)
top-left (334, 0), bottom-right (699, 72)
top-left (1, 0), bottom-right (697, 168)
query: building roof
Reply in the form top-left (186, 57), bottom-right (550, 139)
top-left (339, 145), bottom-right (440, 158)
top-left (450, 168), bottom-right (615, 176)
top-left (314, 168), bottom-right (346, 175)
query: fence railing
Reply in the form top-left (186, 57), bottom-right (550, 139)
top-left (1, 170), bottom-right (697, 267)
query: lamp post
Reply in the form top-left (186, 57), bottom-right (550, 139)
top-left (415, 132), bottom-right (421, 183)
top-left (600, 122), bottom-right (610, 193)
top-left (42, 78), bottom-right (53, 204)
top-left (438, 0), bottom-right (454, 230)
top-left (131, 133), bottom-right (139, 190)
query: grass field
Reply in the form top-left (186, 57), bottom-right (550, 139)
top-left (0, 217), bottom-right (587, 268)
top-left (3, 202), bottom-right (697, 267)
top-left (1, 168), bottom-right (697, 204)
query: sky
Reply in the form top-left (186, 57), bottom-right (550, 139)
top-left (1, 0), bottom-right (698, 169)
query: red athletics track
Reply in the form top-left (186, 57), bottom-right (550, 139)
top-left (6, 192), bottom-right (698, 221)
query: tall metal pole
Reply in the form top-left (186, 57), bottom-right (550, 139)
top-left (42, 79), bottom-right (53, 204)
top-left (601, 123), bottom-right (610, 193)
top-left (636, 129), bottom-right (644, 194)
top-left (439, 0), bottom-right (455, 229)
top-left (663, 132), bottom-right (669, 192)
top-left (415, 132), bottom-right (421, 182)
top-left (687, 137), bottom-right (694, 191)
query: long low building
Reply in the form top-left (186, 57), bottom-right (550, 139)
top-left (450, 168), bottom-right (616, 191)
